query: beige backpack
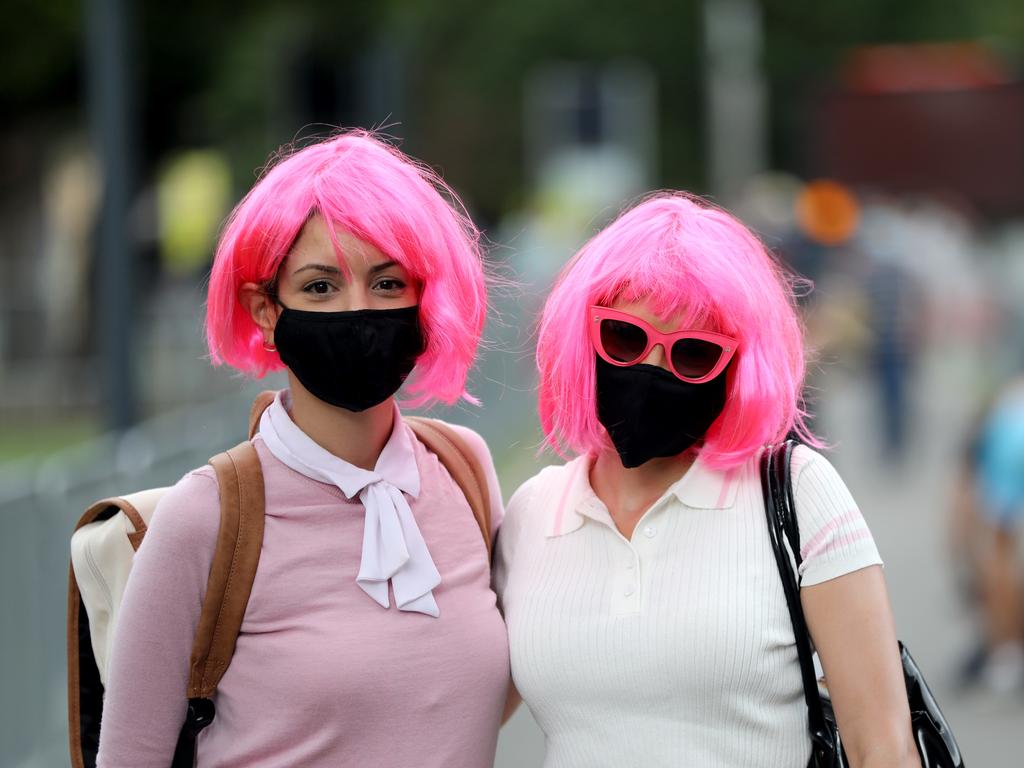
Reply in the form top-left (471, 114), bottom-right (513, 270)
top-left (67, 391), bottom-right (493, 768)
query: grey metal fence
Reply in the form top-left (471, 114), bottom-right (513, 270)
top-left (1, 386), bottom-right (267, 768)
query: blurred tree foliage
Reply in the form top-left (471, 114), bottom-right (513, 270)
top-left (387, 0), bottom-right (704, 219)
top-left (0, 0), bottom-right (80, 110)
top-left (2, 0), bottom-right (1022, 224)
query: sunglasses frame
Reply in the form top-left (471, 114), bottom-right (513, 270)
top-left (589, 305), bottom-right (739, 384)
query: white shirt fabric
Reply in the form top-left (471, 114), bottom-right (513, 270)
top-left (494, 445), bottom-right (883, 768)
top-left (259, 390), bottom-right (442, 616)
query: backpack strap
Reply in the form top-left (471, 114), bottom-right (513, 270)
top-left (171, 439), bottom-right (265, 767)
top-left (187, 440), bottom-right (265, 698)
top-left (405, 417), bottom-right (493, 562)
top-left (248, 389), bottom-right (277, 439)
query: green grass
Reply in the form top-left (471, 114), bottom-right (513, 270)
top-left (0, 416), bottom-right (102, 463)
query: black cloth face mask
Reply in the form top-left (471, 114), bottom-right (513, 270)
top-left (595, 357), bottom-right (729, 468)
top-left (273, 304), bottom-right (425, 412)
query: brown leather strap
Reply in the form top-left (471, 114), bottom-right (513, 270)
top-left (405, 417), bottom-right (492, 561)
top-left (67, 562), bottom-right (85, 768)
top-left (76, 496), bottom-right (150, 552)
top-left (188, 441), bottom-right (265, 698)
top-left (74, 496), bottom-right (144, 532)
top-left (248, 389), bottom-right (277, 439)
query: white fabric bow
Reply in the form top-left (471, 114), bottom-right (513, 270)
top-left (259, 392), bottom-right (441, 617)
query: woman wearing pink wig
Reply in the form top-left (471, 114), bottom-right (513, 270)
top-left (97, 132), bottom-right (509, 767)
top-left (495, 193), bottom-right (920, 767)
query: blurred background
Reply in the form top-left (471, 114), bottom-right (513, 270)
top-left (3, 0), bottom-right (1024, 765)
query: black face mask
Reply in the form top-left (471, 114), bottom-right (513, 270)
top-left (595, 357), bottom-right (729, 468)
top-left (273, 304), bottom-right (425, 412)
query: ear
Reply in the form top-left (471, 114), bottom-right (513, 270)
top-left (238, 282), bottom-right (280, 344)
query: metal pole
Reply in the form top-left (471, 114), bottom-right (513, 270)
top-left (85, 0), bottom-right (138, 431)
top-left (703, 0), bottom-right (768, 204)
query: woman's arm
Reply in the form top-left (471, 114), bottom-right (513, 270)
top-left (788, 446), bottom-right (920, 768)
top-left (501, 682), bottom-right (523, 724)
top-left (802, 566), bottom-right (920, 768)
top-left (96, 470), bottom-right (220, 767)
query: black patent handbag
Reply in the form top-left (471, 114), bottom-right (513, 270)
top-left (760, 441), bottom-right (965, 768)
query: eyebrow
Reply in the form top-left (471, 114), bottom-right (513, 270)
top-left (291, 260), bottom-right (400, 278)
top-left (368, 260), bottom-right (400, 275)
top-left (292, 263), bottom-right (341, 276)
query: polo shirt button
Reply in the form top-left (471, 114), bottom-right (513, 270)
top-left (643, 524), bottom-right (657, 538)
top-left (624, 583), bottom-right (636, 596)
top-left (625, 561), bottom-right (635, 571)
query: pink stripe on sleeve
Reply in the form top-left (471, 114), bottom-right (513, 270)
top-left (799, 510), bottom-right (869, 562)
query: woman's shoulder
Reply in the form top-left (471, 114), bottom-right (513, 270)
top-left (730, 442), bottom-right (859, 523)
top-left (494, 460), bottom-right (581, 576)
top-left (733, 443), bottom-right (845, 488)
top-left (786, 443), bottom-right (851, 497)
top-left (408, 417), bottom-right (507, 532)
top-left (506, 458), bottom-right (584, 520)
top-left (436, 420), bottom-right (493, 460)
top-left (402, 416), bottom-right (494, 465)
top-left (143, 464), bottom-right (222, 555)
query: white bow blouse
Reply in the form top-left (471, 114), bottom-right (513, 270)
top-left (258, 391), bottom-right (442, 617)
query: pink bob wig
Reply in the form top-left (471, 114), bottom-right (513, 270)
top-left (536, 191), bottom-right (818, 470)
top-left (206, 130), bottom-right (487, 408)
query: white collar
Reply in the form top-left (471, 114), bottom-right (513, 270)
top-left (547, 452), bottom-right (740, 538)
top-left (259, 391), bottom-right (441, 617)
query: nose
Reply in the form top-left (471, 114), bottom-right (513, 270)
top-left (335, 283), bottom-right (374, 312)
top-left (639, 342), bottom-right (672, 372)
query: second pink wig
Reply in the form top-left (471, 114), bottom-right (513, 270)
top-left (537, 192), bottom-right (817, 470)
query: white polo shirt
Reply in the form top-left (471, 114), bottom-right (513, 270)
top-left (494, 445), bottom-right (882, 768)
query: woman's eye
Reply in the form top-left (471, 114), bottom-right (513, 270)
top-left (303, 280), bottom-right (334, 295)
top-left (374, 278), bottom-right (406, 293)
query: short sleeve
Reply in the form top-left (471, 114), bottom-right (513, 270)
top-left (790, 446), bottom-right (883, 587)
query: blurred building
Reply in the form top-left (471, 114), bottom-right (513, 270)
top-left (810, 43), bottom-right (1024, 217)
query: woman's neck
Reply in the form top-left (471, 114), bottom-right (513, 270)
top-left (590, 447), bottom-right (697, 539)
top-left (284, 375), bottom-right (395, 470)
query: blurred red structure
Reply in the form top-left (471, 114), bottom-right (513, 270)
top-left (810, 43), bottom-right (1024, 216)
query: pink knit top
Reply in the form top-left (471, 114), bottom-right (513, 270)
top-left (96, 423), bottom-right (508, 768)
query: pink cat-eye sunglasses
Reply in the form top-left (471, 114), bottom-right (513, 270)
top-left (589, 305), bottom-right (739, 384)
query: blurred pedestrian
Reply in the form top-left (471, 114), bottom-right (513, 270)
top-left (861, 253), bottom-right (925, 461)
top-left (973, 375), bottom-right (1024, 692)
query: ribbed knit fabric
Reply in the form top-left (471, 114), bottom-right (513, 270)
top-left (493, 445), bottom-right (881, 768)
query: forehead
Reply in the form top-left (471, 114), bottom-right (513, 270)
top-left (608, 295), bottom-right (717, 333)
top-left (282, 215), bottom-right (399, 274)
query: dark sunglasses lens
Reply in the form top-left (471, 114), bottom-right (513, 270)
top-left (671, 338), bottom-right (723, 379)
top-left (600, 319), bottom-right (648, 363)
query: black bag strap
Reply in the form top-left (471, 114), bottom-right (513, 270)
top-left (760, 440), bottom-right (837, 759)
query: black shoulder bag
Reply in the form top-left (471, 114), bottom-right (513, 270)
top-left (760, 440), bottom-right (965, 768)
